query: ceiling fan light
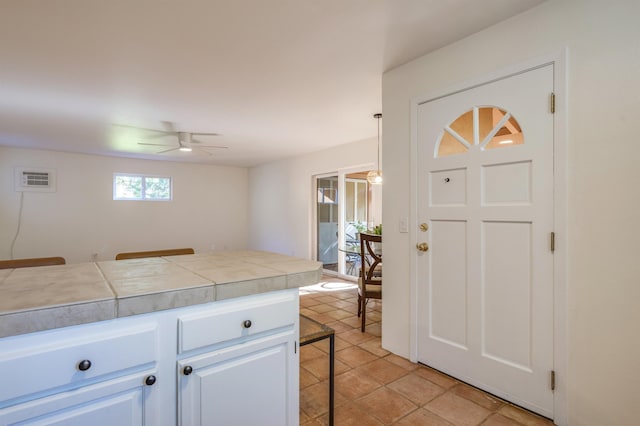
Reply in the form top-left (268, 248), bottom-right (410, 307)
top-left (179, 146), bottom-right (192, 152)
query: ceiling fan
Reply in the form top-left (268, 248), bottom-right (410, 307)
top-left (113, 122), bottom-right (229, 155)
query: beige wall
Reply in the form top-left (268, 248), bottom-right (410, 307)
top-left (0, 147), bottom-right (249, 262)
top-left (248, 137), bottom-right (377, 259)
top-left (381, 0), bottom-right (640, 424)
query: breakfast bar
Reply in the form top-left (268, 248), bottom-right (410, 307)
top-left (0, 250), bottom-right (322, 425)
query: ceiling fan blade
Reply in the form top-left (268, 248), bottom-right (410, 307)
top-left (145, 132), bottom-right (175, 140)
top-left (191, 138), bottom-right (228, 149)
top-left (157, 147), bottom-right (180, 154)
top-left (199, 145), bottom-right (229, 150)
top-left (193, 146), bottom-right (215, 156)
top-left (191, 132), bottom-right (220, 137)
top-left (138, 142), bottom-right (174, 147)
top-left (113, 123), bottom-right (173, 135)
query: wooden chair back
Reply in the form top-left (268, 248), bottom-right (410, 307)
top-left (360, 233), bottom-right (382, 284)
top-left (0, 257), bottom-right (66, 269)
top-left (115, 248), bottom-right (194, 260)
top-left (357, 233), bottom-right (382, 332)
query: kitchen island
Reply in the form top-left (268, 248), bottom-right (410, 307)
top-left (0, 250), bottom-right (322, 426)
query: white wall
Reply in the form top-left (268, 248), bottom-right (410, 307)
top-left (248, 137), bottom-right (377, 258)
top-left (381, 0), bottom-right (640, 424)
top-left (0, 147), bottom-right (249, 263)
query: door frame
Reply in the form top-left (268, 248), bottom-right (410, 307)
top-left (408, 50), bottom-right (568, 425)
top-left (311, 163), bottom-right (376, 279)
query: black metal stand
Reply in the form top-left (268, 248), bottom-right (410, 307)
top-left (299, 314), bottom-right (335, 426)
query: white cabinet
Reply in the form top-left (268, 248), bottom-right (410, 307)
top-left (0, 372), bottom-right (154, 426)
top-left (177, 289), bottom-right (299, 426)
top-left (0, 289), bottom-right (300, 426)
top-left (0, 319), bottom-right (161, 426)
top-left (178, 331), bottom-right (296, 426)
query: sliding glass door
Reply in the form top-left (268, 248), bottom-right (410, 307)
top-left (343, 176), bottom-right (368, 277)
top-left (314, 169), bottom-right (382, 279)
top-left (316, 175), bottom-right (339, 272)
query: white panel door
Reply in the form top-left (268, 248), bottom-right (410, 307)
top-left (416, 65), bottom-right (554, 418)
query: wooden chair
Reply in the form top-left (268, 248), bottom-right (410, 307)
top-left (357, 233), bottom-right (382, 332)
top-left (0, 257), bottom-right (66, 269)
top-left (115, 248), bottom-right (194, 260)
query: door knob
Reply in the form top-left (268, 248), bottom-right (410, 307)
top-left (416, 242), bottom-right (429, 252)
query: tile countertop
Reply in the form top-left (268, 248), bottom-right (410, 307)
top-left (0, 251), bottom-right (322, 338)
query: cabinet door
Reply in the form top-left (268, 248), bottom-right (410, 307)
top-left (178, 331), bottom-right (298, 426)
top-left (0, 372), bottom-right (157, 426)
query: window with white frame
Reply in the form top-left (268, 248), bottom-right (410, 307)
top-left (113, 173), bottom-right (172, 201)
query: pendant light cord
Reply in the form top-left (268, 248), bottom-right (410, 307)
top-left (375, 113), bottom-right (382, 173)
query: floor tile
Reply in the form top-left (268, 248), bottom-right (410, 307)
top-left (387, 374), bottom-right (446, 406)
top-left (300, 365), bottom-right (321, 388)
top-left (354, 358), bottom-right (410, 385)
top-left (359, 338), bottom-right (391, 357)
top-left (450, 383), bottom-right (504, 412)
top-left (302, 356), bottom-right (350, 381)
top-left (325, 308), bottom-right (354, 320)
top-left (384, 353), bottom-right (418, 371)
top-left (426, 393), bottom-right (492, 426)
top-left (325, 320), bottom-right (354, 333)
top-left (327, 299), bottom-right (358, 310)
top-left (308, 303), bottom-right (337, 313)
top-left (339, 328), bottom-right (377, 345)
top-left (357, 387), bottom-right (418, 424)
top-left (300, 381), bottom-right (331, 418)
top-left (317, 401), bottom-right (384, 426)
top-left (482, 413), bottom-right (524, 426)
top-left (395, 408), bottom-right (454, 426)
top-left (498, 405), bottom-right (553, 426)
top-left (336, 345), bottom-right (379, 368)
top-left (335, 369), bottom-right (383, 400)
top-left (414, 365), bottom-right (459, 389)
top-left (301, 344), bottom-right (326, 363)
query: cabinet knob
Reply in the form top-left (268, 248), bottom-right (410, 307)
top-left (183, 366), bottom-right (193, 376)
top-left (243, 320), bottom-right (252, 329)
top-left (145, 375), bottom-right (157, 386)
top-left (77, 359), bottom-right (92, 371)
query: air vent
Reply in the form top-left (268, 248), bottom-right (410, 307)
top-left (14, 168), bottom-right (57, 192)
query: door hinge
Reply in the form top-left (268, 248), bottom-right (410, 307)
top-left (294, 341), bottom-right (297, 354)
top-left (550, 92), bottom-right (556, 114)
top-left (551, 370), bottom-right (556, 391)
top-left (550, 232), bottom-right (555, 253)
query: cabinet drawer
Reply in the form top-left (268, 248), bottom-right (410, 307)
top-left (178, 289), bottom-right (298, 353)
top-left (0, 321), bottom-right (157, 405)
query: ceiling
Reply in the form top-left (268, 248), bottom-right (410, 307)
top-left (0, 0), bottom-right (545, 167)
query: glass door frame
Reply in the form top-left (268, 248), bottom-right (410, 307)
top-left (312, 165), bottom-right (375, 280)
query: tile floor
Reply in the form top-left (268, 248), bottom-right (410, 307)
top-left (299, 277), bottom-right (554, 426)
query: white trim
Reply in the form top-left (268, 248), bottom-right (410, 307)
top-left (408, 49), bottom-right (568, 425)
top-left (551, 47), bottom-right (569, 426)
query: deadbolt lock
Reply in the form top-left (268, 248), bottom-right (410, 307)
top-left (416, 242), bottom-right (429, 252)
top-left (419, 223), bottom-right (429, 232)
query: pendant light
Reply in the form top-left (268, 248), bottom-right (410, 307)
top-left (367, 113), bottom-right (383, 185)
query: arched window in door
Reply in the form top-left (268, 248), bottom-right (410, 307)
top-left (436, 107), bottom-right (524, 157)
